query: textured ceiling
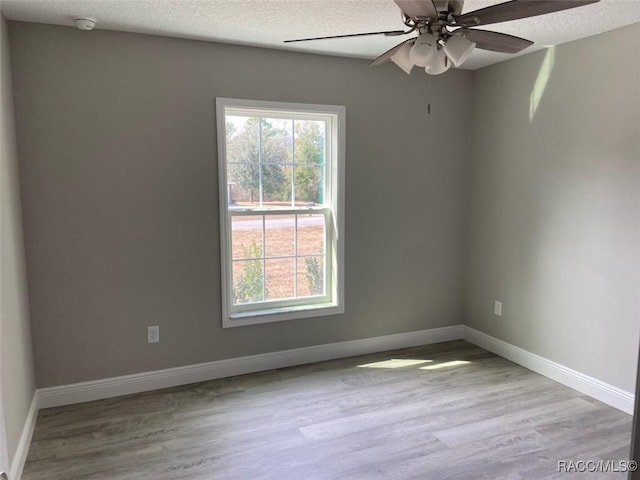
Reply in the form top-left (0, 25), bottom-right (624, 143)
top-left (2, 0), bottom-right (640, 70)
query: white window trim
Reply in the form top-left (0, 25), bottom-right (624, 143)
top-left (216, 98), bottom-right (345, 328)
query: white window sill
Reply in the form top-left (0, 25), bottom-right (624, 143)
top-left (223, 303), bottom-right (343, 328)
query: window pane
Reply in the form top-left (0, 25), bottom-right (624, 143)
top-left (261, 164), bottom-right (291, 205)
top-left (265, 258), bottom-right (295, 300)
top-left (294, 120), bottom-right (325, 165)
top-left (228, 163), bottom-right (260, 207)
top-left (294, 165), bottom-right (323, 205)
top-left (227, 116), bottom-right (259, 164)
top-left (262, 118), bottom-right (293, 164)
top-left (296, 214), bottom-right (325, 255)
top-left (226, 116), bottom-right (258, 162)
top-left (260, 118), bottom-right (292, 206)
top-left (233, 259), bottom-right (265, 305)
top-left (231, 215), bottom-right (263, 260)
top-left (265, 215), bottom-right (295, 258)
top-left (297, 256), bottom-right (325, 297)
top-left (226, 116), bottom-right (260, 207)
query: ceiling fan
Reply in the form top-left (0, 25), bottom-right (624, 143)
top-left (285, 0), bottom-right (600, 75)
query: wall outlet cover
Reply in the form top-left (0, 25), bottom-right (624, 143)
top-left (147, 326), bottom-right (160, 344)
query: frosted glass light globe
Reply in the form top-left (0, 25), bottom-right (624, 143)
top-left (390, 41), bottom-right (414, 74)
top-left (425, 47), bottom-right (451, 75)
top-left (409, 34), bottom-right (437, 67)
top-left (443, 34), bottom-right (475, 67)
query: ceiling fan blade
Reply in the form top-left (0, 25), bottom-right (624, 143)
top-left (284, 30), bottom-right (408, 43)
top-left (394, 0), bottom-right (438, 21)
top-left (455, 0), bottom-right (600, 27)
top-left (369, 38), bottom-right (414, 67)
top-left (455, 28), bottom-right (533, 53)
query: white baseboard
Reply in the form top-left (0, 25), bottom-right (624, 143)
top-left (10, 391), bottom-right (38, 480)
top-left (36, 324), bottom-right (634, 416)
top-left (463, 326), bottom-right (635, 415)
top-left (38, 325), bottom-right (464, 409)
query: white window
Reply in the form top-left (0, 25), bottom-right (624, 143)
top-left (216, 98), bottom-right (345, 327)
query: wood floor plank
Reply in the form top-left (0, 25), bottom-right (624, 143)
top-left (22, 340), bottom-right (632, 479)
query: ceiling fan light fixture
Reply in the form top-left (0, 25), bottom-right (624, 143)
top-left (443, 34), bottom-right (475, 67)
top-left (425, 47), bottom-right (451, 75)
top-left (408, 33), bottom-right (437, 67)
top-left (390, 41), bottom-right (415, 74)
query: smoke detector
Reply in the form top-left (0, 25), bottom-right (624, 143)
top-left (73, 17), bottom-right (96, 31)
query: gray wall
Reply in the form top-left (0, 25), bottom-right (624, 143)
top-left (8, 22), bottom-right (472, 388)
top-left (0, 14), bottom-right (36, 466)
top-left (466, 24), bottom-right (640, 392)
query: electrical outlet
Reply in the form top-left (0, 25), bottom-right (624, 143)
top-left (147, 326), bottom-right (160, 344)
top-left (494, 301), bottom-right (503, 317)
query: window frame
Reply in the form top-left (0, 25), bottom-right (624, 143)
top-left (216, 98), bottom-right (345, 328)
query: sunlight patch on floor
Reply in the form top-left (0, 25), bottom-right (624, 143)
top-left (357, 359), bottom-right (433, 369)
top-left (420, 360), bottom-right (471, 370)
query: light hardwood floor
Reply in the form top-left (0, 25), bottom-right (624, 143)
top-left (23, 340), bottom-right (632, 479)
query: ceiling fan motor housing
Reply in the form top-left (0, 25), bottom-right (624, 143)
top-left (433, 0), bottom-right (465, 16)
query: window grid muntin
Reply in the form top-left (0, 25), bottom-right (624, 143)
top-left (229, 212), bottom-right (328, 296)
top-left (229, 206), bottom-right (330, 313)
top-left (225, 116), bottom-right (326, 210)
